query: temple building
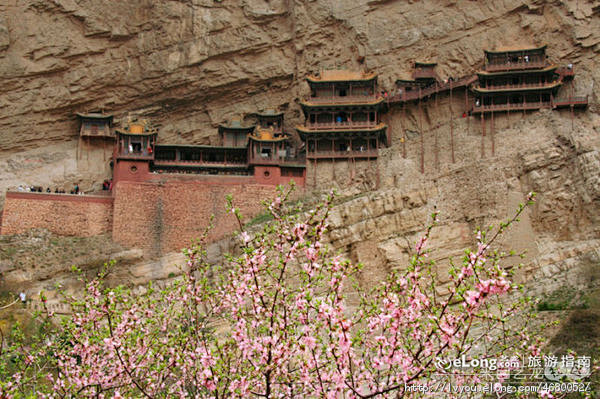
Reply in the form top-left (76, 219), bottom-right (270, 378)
top-left (113, 120), bottom-right (158, 181)
top-left (77, 112), bottom-right (114, 138)
top-left (112, 114), bottom-right (305, 184)
top-left (296, 70), bottom-right (388, 186)
top-left (76, 112), bottom-right (114, 159)
top-left (471, 45), bottom-right (587, 114)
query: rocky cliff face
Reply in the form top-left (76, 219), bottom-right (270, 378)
top-left (1, 0), bottom-right (598, 195)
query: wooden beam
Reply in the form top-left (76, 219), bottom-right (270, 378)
top-left (402, 102), bottom-right (407, 158)
top-left (491, 110), bottom-right (495, 156)
top-left (450, 82), bottom-right (455, 163)
top-left (480, 113), bottom-right (485, 158)
top-left (419, 88), bottom-right (424, 174)
top-left (434, 83), bottom-right (439, 170)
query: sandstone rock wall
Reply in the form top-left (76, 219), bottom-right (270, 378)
top-left (0, 1), bottom-right (599, 336)
top-left (1, 0), bottom-right (598, 199)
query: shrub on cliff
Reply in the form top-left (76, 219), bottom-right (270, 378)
top-left (0, 188), bottom-right (595, 398)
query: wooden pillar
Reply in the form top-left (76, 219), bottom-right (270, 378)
top-left (419, 90), bottom-right (424, 174)
top-left (434, 84), bottom-right (439, 169)
top-left (375, 136), bottom-right (380, 189)
top-left (450, 82), bottom-right (455, 164)
top-left (480, 113), bottom-right (485, 158)
top-left (491, 110), bottom-right (495, 156)
top-left (331, 138), bottom-right (336, 181)
top-left (402, 102), bottom-right (407, 158)
top-left (465, 88), bottom-right (469, 135)
top-left (313, 157), bottom-right (317, 188)
top-left (570, 80), bottom-right (574, 131)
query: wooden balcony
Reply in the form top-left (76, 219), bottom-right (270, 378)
top-left (116, 151), bottom-right (154, 160)
top-left (249, 154), bottom-right (306, 166)
top-left (307, 149), bottom-right (378, 159)
top-left (388, 75), bottom-right (477, 104)
top-left (153, 159), bottom-right (248, 168)
top-left (305, 121), bottom-right (380, 130)
top-left (553, 96), bottom-right (588, 108)
top-left (304, 95), bottom-right (378, 104)
top-left (472, 81), bottom-right (560, 92)
top-left (485, 60), bottom-right (546, 72)
top-left (413, 69), bottom-right (437, 80)
top-left (472, 101), bottom-right (551, 114)
top-left (556, 67), bottom-right (574, 79)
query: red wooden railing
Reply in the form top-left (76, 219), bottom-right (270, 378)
top-left (388, 75), bottom-right (478, 104)
top-left (413, 69), bottom-right (437, 80)
top-left (553, 96), bottom-right (588, 107)
top-left (305, 95), bottom-right (378, 104)
top-left (307, 149), bottom-right (378, 159)
top-left (472, 81), bottom-right (559, 91)
top-left (485, 60), bottom-right (546, 72)
top-left (556, 67), bottom-right (574, 79)
top-left (305, 121), bottom-right (379, 130)
top-left (472, 101), bottom-right (552, 113)
top-left (153, 159), bottom-right (248, 167)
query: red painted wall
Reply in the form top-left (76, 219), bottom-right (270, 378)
top-left (112, 177), bottom-right (279, 254)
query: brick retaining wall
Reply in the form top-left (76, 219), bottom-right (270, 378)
top-left (1, 191), bottom-right (113, 236)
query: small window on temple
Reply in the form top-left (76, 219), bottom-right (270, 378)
top-left (310, 114), bottom-right (316, 124)
top-left (339, 89), bottom-right (347, 97)
top-left (512, 77), bottom-right (519, 85)
top-left (369, 112), bottom-right (375, 122)
top-left (261, 148), bottom-right (272, 158)
top-left (132, 142), bottom-right (142, 152)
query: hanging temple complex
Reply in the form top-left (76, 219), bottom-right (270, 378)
top-left (0, 46), bottom-right (589, 254)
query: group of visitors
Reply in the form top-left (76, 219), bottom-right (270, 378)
top-left (16, 183), bottom-right (81, 194)
top-left (15, 180), bottom-right (115, 195)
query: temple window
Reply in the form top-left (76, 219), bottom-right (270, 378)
top-left (335, 112), bottom-right (347, 123)
top-left (260, 148), bottom-right (272, 158)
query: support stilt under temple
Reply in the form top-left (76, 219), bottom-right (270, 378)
top-left (419, 91), bottom-right (424, 174)
top-left (465, 88), bottom-right (469, 136)
top-left (402, 102), bottom-right (407, 158)
top-left (480, 113), bottom-right (485, 158)
top-left (571, 105), bottom-right (574, 131)
top-left (376, 158), bottom-right (380, 189)
top-left (434, 85), bottom-right (439, 169)
top-left (491, 110), bottom-right (495, 156)
top-left (450, 83), bottom-right (455, 163)
top-left (332, 157), bottom-right (335, 182)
